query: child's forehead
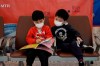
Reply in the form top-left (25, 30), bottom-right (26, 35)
top-left (55, 16), bottom-right (64, 21)
top-left (33, 19), bottom-right (44, 22)
top-left (38, 19), bottom-right (44, 21)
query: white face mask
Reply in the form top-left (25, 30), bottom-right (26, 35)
top-left (54, 20), bottom-right (63, 26)
top-left (35, 22), bottom-right (44, 28)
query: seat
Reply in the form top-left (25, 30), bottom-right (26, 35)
top-left (56, 51), bottom-right (99, 57)
top-left (0, 16), bottom-right (8, 66)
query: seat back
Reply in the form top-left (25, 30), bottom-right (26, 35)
top-left (15, 16), bottom-right (92, 50)
top-left (0, 16), bottom-right (4, 38)
top-left (67, 16), bottom-right (92, 46)
top-left (15, 16), bottom-right (50, 50)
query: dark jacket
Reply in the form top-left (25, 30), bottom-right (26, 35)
top-left (51, 23), bottom-right (81, 49)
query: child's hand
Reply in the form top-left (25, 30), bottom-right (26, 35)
top-left (38, 37), bottom-right (45, 40)
top-left (36, 39), bottom-right (42, 44)
top-left (77, 37), bottom-right (83, 44)
top-left (36, 36), bottom-right (44, 40)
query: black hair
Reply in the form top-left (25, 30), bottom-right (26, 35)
top-left (32, 10), bottom-right (44, 21)
top-left (55, 9), bottom-right (69, 21)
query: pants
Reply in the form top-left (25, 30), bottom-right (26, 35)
top-left (24, 49), bottom-right (51, 66)
top-left (58, 40), bottom-right (83, 61)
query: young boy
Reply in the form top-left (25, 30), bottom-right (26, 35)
top-left (51, 9), bottom-right (84, 66)
top-left (26, 10), bottom-right (53, 66)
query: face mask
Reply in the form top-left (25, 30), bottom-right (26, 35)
top-left (54, 20), bottom-right (63, 26)
top-left (35, 22), bottom-right (44, 28)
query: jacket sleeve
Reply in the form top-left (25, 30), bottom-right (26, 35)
top-left (45, 26), bottom-right (53, 38)
top-left (26, 28), bottom-right (36, 44)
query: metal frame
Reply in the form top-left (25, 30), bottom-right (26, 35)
top-left (8, 55), bottom-right (99, 66)
top-left (4, 37), bottom-right (99, 66)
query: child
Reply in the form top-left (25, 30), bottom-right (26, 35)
top-left (26, 10), bottom-right (53, 66)
top-left (51, 9), bottom-right (84, 66)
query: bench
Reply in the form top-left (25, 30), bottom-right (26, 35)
top-left (6, 16), bottom-right (99, 66)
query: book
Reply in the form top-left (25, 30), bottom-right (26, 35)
top-left (20, 38), bottom-right (54, 54)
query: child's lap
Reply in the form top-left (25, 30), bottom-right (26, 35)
top-left (24, 49), bottom-right (51, 57)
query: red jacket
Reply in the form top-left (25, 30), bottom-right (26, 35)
top-left (26, 25), bottom-right (53, 44)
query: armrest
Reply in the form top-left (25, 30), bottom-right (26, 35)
top-left (0, 37), bottom-right (5, 47)
top-left (0, 37), bottom-right (6, 49)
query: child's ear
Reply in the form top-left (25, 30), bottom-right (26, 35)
top-left (43, 18), bottom-right (45, 21)
top-left (42, 18), bottom-right (45, 23)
